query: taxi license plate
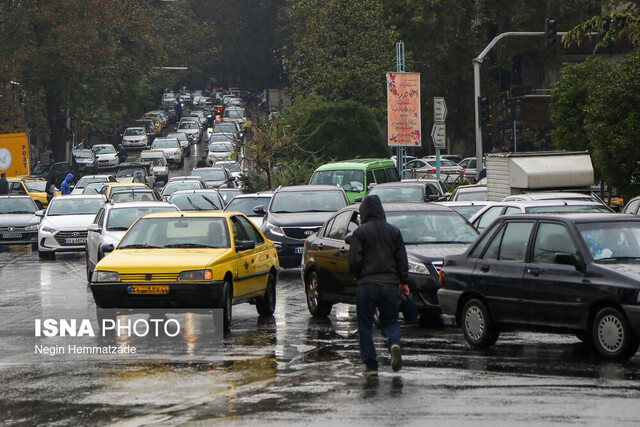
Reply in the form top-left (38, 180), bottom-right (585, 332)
top-left (64, 238), bottom-right (86, 244)
top-left (1, 233), bottom-right (22, 239)
top-left (127, 285), bottom-right (169, 295)
top-left (294, 247), bottom-right (304, 254)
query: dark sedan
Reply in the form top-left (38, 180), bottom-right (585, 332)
top-left (0, 196), bottom-right (40, 248)
top-left (438, 213), bottom-right (640, 360)
top-left (301, 203), bottom-right (478, 320)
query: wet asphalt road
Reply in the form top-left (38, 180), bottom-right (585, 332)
top-left (1, 140), bottom-right (640, 425)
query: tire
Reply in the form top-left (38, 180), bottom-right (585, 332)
top-left (85, 252), bottom-right (94, 283)
top-left (591, 307), bottom-right (639, 360)
top-left (38, 250), bottom-right (54, 260)
top-left (31, 242), bottom-right (38, 251)
top-left (256, 272), bottom-right (276, 317)
top-left (305, 271), bottom-right (333, 317)
top-left (222, 280), bottom-right (233, 333)
top-left (461, 298), bottom-right (499, 348)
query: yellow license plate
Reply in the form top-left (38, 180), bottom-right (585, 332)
top-left (127, 285), bottom-right (169, 295)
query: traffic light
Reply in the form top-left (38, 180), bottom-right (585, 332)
top-left (545, 18), bottom-right (557, 47)
top-left (478, 97), bottom-right (492, 127)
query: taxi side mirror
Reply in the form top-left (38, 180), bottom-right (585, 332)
top-left (101, 243), bottom-right (115, 254)
top-left (236, 240), bottom-right (255, 251)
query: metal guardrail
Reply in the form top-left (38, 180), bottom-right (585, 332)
top-left (405, 169), bottom-right (476, 185)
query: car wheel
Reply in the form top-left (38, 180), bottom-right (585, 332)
top-left (31, 242), bottom-right (38, 251)
top-left (305, 271), bottom-right (332, 317)
top-left (222, 280), bottom-right (233, 333)
top-left (85, 252), bottom-right (94, 283)
top-left (592, 307), bottom-right (639, 360)
top-left (256, 272), bottom-right (276, 316)
top-left (461, 298), bottom-right (499, 348)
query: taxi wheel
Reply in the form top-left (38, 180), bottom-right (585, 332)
top-left (306, 271), bottom-right (332, 317)
top-left (461, 299), bottom-right (499, 348)
top-left (256, 273), bottom-right (276, 316)
top-left (592, 307), bottom-right (639, 360)
top-left (222, 281), bottom-right (232, 333)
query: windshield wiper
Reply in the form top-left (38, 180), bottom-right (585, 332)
top-left (119, 244), bottom-right (161, 249)
top-left (598, 256), bottom-right (640, 262)
top-left (8, 211), bottom-right (36, 214)
top-left (201, 195), bottom-right (221, 209)
top-left (107, 226), bottom-right (130, 231)
top-left (186, 196), bottom-right (203, 211)
top-left (163, 243), bottom-right (212, 248)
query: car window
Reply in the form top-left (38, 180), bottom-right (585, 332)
top-left (236, 215), bottom-right (264, 246)
top-left (94, 207), bottom-right (105, 227)
top-left (321, 218), bottom-right (335, 238)
top-left (425, 183), bottom-right (440, 197)
top-left (230, 216), bottom-right (248, 242)
top-left (532, 222), bottom-right (578, 263)
top-left (504, 206), bottom-right (521, 215)
top-left (384, 167), bottom-right (400, 182)
top-left (483, 221), bottom-right (534, 261)
top-left (476, 206), bottom-right (504, 231)
top-left (624, 199), bottom-right (640, 215)
top-left (373, 169), bottom-right (388, 184)
top-left (326, 211), bottom-right (352, 240)
top-left (469, 223), bottom-right (500, 258)
top-left (10, 182), bottom-right (26, 194)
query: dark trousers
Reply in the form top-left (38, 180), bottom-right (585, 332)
top-left (356, 284), bottom-right (401, 370)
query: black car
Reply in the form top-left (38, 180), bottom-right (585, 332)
top-left (301, 203), bottom-right (478, 319)
top-left (438, 213), bottom-right (640, 360)
top-left (256, 185), bottom-right (349, 268)
top-left (71, 149), bottom-right (99, 176)
top-left (0, 195), bottom-right (40, 248)
top-left (190, 167), bottom-right (236, 188)
top-left (31, 162), bottom-right (73, 187)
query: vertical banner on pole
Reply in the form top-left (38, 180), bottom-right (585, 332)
top-left (386, 72), bottom-right (421, 148)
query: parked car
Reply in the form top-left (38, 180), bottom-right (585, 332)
top-left (85, 200), bottom-right (178, 281)
top-left (168, 189), bottom-right (225, 211)
top-left (301, 202), bottom-right (479, 318)
top-left (89, 211), bottom-right (279, 332)
top-left (438, 213), bottom-right (640, 360)
top-left (0, 195), bottom-right (40, 248)
top-left (36, 194), bottom-right (106, 259)
top-left (469, 200), bottom-right (614, 232)
top-left (91, 144), bottom-right (120, 170)
top-left (224, 193), bottom-right (273, 229)
top-left (256, 185), bottom-right (349, 268)
top-left (190, 167), bottom-right (236, 188)
top-left (71, 175), bottom-right (117, 195)
top-left (150, 137), bottom-right (184, 168)
top-left (367, 182), bottom-right (445, 203)
top-left (121, 127), bottom-right (149, 149)
top-left (71, 149), bottom-right (99, 176)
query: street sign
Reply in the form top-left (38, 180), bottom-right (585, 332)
top-left (430, 123), bottom-right (446, 149)
top-left (434, 97), bottom-right (447, 122)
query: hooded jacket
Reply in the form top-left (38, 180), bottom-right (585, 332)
top-left (60, 173), bottom-right (74, 195)
top-left (348, 195), bottom-right (409, 286)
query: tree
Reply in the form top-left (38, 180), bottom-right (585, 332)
top-left (285, 0), bottom-right (397, 117)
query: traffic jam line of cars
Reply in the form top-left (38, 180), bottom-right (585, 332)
top-left (5, 146), bottom-right (640, 360)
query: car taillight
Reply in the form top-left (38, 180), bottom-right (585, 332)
top-left (461, 168), bottom-right (465, 173)
top-left (439, 268), bottom-right (444, 284)
top-left (429, 169), bottom-right (436, 173)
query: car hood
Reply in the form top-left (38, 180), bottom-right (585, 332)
top-left (123, 135), bottom-right (145, 140)
top-left (596, 262), bottom-right (640, 284)
top-left (101, 230), bottom-right (127, 246)
top-left (42, 214), bottom-right (96, 230)
top-left (96, 153), bottom-right (117, 160)
top-left (406, 243), bottom-right (471, 262)
top-left (97, 248), bottom-right (233, 273)
top-left (0, 214), bottom-right (40, 227)
top-left (267, 211), bottom-right (336, 227)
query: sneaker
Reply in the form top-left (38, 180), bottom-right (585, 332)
top-left (362, 369), bottom-right (378, 377)
top-left (390, 344), bottom-right (402, 372)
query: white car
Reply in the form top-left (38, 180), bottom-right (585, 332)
top-left (166, 131), bottom-right (191, 156)
top-left (150, 137), bottom-right (184, 168)
top-left (91, 144), bottom-right (119, 169)
top-left (85, 200), bottom-right (178, 281)
top-left (207, 141), bottom-right (235, 164)
top-left (139, 150), bottom-right (169, 184)
top-left (177, 120), bottom-right (201, 144)
top-left (71, 175), bottom-right (117, 195)
top-left (121, 127), bottom-right (148, 149)
top-left (37, 194), bottom-right (107, 259)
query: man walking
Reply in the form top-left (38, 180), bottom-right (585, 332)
top-left (349, 195), bottom-right (410, 376)
top-left (0, 172), bottom-right (8, 195)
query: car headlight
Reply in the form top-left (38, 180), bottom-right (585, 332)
top-left (93, 271), bottom-right (121, 282)
top-left (265, 221), bottom-right (284, 237)
top-left (41, 226), bottom-right (57, 233)
top-left (25, 225), bottom-right (38, 231)
top-left (178, 270), bottom-right (213, 281)
top-left (408, 259), bottom-right (429, 275)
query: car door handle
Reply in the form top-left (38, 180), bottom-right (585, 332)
top-left (527, 268), bottom-right (539, 277)
top-left (480, 265), bottom-right (490, 273)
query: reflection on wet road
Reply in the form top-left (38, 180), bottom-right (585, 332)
top-left (1, 189), bottom-right (640, 424)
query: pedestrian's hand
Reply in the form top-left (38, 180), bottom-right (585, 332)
top-left (398, 284), bottom-right (410, 297)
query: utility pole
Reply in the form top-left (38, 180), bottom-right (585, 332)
top-left (396, 41), bottom-right (406, 179)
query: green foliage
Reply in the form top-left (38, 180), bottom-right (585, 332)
top-left (239, 158), bottom-right (325, 193)
top-left (293, 100), bottom-right (390, 161)
top-left (562, 13), bottom-right (640, 51)
top-left (551, 51), bottom-right (640, 199)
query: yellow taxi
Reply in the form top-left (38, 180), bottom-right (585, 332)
top-left (142, 116), bottom-right (162, 135)
top-left (7, 178), bottom-right (60, 209)
top-left (89, 211), bottom-right (279, 332)
top-left (99, 182), bottom-right (149, 199)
